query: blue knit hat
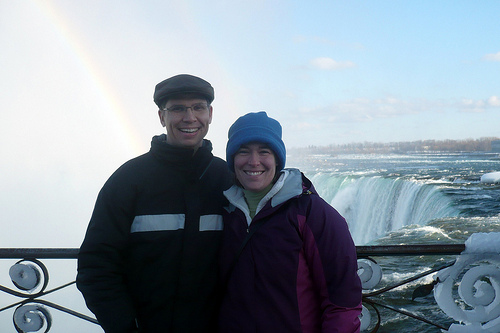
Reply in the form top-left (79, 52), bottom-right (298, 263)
top-left (226, 112), bottom-right (286, 172)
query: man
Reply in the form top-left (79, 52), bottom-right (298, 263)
top-left (77, 74), bottom-right (232, 333)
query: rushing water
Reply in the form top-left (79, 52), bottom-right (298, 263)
top-left (288, 152), bottom-right (500, 245)
top-left (287, 152), bottom-right (500, 332)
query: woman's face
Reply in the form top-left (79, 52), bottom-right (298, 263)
top-left (234, 142), bottom-right (277, 192)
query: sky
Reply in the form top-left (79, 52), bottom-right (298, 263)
top-left (1, 1), bottom-right (499, 246)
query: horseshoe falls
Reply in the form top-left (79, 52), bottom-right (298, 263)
top-left (309, 174), bottom-right (460, 245)
top-left (288, 152), bottom-right (500, 246)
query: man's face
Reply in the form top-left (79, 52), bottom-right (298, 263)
top-left (158, 97), bottom-right (213, 150)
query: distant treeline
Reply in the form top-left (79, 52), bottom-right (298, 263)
top-left (290, 137), bottom-right (500, 155)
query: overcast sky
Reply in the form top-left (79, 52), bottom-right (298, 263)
top-left (1, 0), bottom-right (499, 248)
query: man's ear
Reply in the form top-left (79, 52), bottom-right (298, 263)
top-left (208, 105), bottom-right (213, 124)
top-left (158, 110), bottom-right (165, 127)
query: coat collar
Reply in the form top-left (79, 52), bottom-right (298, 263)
top-left (224, 168), bottom-right (306, 224)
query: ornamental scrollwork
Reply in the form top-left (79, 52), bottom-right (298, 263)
top-left (434, 253), bottom-right (500, 332)
top-left (13, 303), bottom-right (52, 333)
top-left (358, 258), bottom-right (383, 290)
top-left (358, 258), bottom-right (383, 331)
top-left (4, 259), bottom-right (53, 333)
top-left (8, 259), bottom-right (49, 296)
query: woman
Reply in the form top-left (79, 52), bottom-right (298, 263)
top-left (219, 112), bottom-right (362, 333)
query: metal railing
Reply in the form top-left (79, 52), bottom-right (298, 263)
top-left (1, 245), bottom-right (498, 332)
top-left (0, 249), bottom-right (97, 332)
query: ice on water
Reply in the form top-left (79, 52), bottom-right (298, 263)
top-left (481, 171), bottom-right (500, 184)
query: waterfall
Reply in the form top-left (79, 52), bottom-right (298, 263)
top-left (308, 173), bottom-right (460, 245)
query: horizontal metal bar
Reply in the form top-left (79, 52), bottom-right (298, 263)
top-left (0, 248), bottom-right (79, 259)
top-left (0, 244), bottom-right (466, 259)
top-left (356, 244), bottom-right (465, 256)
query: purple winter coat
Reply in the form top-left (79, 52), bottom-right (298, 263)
top-left (219, 169), bottom-right (362, 333)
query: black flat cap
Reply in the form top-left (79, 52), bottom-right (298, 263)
top-left (153, 74), bottom-right (214, 108)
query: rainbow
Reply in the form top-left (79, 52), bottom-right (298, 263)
top-left (33, 0), bottom-right (144, 155)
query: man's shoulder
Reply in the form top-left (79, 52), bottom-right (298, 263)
top-left (210, 156), bottom-right (232, 175)
top-left (103, 152), bottom-right (155, 185)
top-left (210, 155), bottom-right (228, 166)
top-left (117, 151), bottom-right (153, 171)
top-left (202, 156), bottom-right (232, 189)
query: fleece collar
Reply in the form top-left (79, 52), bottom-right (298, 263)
top-left (224, 168), bottom-right (304, 225)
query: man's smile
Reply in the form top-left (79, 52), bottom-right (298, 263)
top-left (179, 128), bottom-right (199, 133)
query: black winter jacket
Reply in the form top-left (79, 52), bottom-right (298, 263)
top-left (77, 135), bottom-right (232, 333)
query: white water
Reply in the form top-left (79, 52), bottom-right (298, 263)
top-left (309, 174), bottom-right (461, 245)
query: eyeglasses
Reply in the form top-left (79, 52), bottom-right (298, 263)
top-left (162, 103), bottom-right (209, 113)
